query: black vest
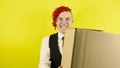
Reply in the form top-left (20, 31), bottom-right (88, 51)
top-left (49, 33), bottom-right (62, 68)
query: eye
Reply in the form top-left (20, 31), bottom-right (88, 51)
top-left (59, 17), bottom-right (62, 21)
top-left (66, 17), bottom-right (70, 21)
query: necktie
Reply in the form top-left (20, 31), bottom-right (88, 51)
top-left (62, 37), bottom-right (64, 47)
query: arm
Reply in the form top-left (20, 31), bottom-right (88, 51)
top-left (39, 36), bottom-right (51, 68)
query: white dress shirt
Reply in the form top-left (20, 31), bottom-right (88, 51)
top-left (39, 32), bottom-right (64, 68)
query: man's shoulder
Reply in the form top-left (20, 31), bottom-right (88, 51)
top-left (42, 33), bottom-right (58, 41)
top-left (49, 33), bottom-right (58, 37)
top-left (42, 36), bottom-right (49, 41)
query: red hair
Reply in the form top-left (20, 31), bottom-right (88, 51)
top-left (52, 6), bottom-right (71, 29)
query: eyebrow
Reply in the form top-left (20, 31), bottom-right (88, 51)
top-left (66, 17), bottom-right (70, 19)
top-left (58, 17), bottom-right (62, 19)
top-left (58, 17), bottom-right (63, 20)
top-left (58, 17), bottom-right (70, 18)
top-left (58, 17), bottom-right (62, 18)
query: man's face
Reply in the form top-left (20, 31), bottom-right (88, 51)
top-left (56, 11), bottom-right (73, 34)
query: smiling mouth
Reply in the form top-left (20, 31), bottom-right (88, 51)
top-left (60, 25), bottom-right (69, 28)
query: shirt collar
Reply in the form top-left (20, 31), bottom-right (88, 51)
top-left (58, 32), bottom-right (64, 40)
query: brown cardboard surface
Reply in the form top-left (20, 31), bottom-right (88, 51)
top-left (62, 28), bottom-right (120, 68)
top-left (61, 29), bottom-right (75, 68)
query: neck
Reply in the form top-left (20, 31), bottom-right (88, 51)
top-left (61, 32), bottom-right (65, 35)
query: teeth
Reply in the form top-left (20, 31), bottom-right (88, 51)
top-left (61, 25), bottom-right (68, 28)
top-left (62, 26), bottom-right (66, 28)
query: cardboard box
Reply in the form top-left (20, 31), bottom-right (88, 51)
top-left (62, 28), bottom-right (120, 68)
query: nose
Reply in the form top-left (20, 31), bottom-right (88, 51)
top-left (61, 20), bottom-right (68, 25)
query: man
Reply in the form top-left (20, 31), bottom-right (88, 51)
top-left (39, 6), bottom-right (74, 68)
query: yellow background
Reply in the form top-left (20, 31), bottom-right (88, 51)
top-left (0, 0), bottom-right (120, 68)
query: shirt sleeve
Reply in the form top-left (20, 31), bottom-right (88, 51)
top-left (39, 36), bottom-right (51, 68)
